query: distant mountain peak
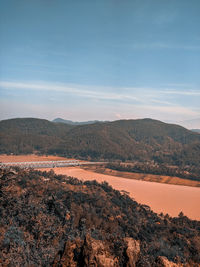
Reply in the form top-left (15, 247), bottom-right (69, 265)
top-left (52, 118), bottom-right (105, 125)
top-left (191, 129), bottom-right (200, 133)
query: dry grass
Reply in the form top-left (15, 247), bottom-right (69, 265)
top-left (0, 154), bottom-right (71, 162)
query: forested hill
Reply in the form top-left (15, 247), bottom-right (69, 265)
top-left (0, 118), bottom-right (200, 167)
top-left (0, 118), bottom-right (73, 154)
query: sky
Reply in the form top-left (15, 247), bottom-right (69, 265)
top-left (0, 0), bottom-right (200, 127)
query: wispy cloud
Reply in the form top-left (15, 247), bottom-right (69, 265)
top-left (1, 80), bottom-right (200, 122)
top-left (1, 80), bottom-right (200, 104)
top-left (139, 104), bottom-right (199, 116)
top-left (1, 80), bottom-right (200, 121)
top-left (159, 89), bottom-right (200, 96)
top-left (128, 42), bottom-right (200, 51)
top-left (0, 81), bottom-right (140, 102)
top-left (164, 83), bottom-right (194, 88)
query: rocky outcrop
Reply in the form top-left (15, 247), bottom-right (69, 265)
top-left (124, 237), bottom-right (140, 267)
top-left (53, 235), bottom-right (141, 267)
top-left (53, 238), bottom-right (83, 267)
top-left (53, 235), bottom-right (120, 267)
top-left (83, 234), bottom-right (119, 267)
top-left (156, 256), bottom-right (183, 267)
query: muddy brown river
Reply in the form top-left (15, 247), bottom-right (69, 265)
top-left (49, 167), bottom-right (200, 220)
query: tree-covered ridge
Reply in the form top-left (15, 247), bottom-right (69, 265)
top-left (0, 118), bottom-right (73, 154)
top-left (0, 168), bottom-right (200, 266)
top-left (106, 161), bottom-right (200, 182)
top-left (1, 117), bottom-right (200, 167)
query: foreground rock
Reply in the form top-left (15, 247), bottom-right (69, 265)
top-left (53, 235), bottom-right (140, 267)
top-left (156, 256), bottom-right (183, 267)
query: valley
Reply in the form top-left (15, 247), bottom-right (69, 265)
top-left (1, 154), bottom-right (200, 220)
top-left (1, 119), bottom-right (200, 265)
top-left (44, 166), bottom-right (200, 220)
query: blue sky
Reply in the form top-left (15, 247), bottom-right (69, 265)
top-left (0, 0), bottom-right (200, 126)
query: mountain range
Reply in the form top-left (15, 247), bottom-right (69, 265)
top-left (0, 117), bottom-right (200, 168)
top-left (53, 117), bottom-right (200, 130)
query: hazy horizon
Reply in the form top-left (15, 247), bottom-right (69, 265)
top-left (1, 1), bottom-right (200, 125)
top-left (1, 115), bottom-right (200, 130)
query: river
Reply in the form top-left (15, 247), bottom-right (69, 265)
top-left (49, 167), bottom-right (200, 220)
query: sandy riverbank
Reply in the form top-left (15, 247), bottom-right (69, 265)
top-left (83, 166), bottom-right (200, 187)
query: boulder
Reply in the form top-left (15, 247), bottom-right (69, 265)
top-left (124, 237), bottom-right (140, 267)
top-left (83, 234), bottom-right (119, 267)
